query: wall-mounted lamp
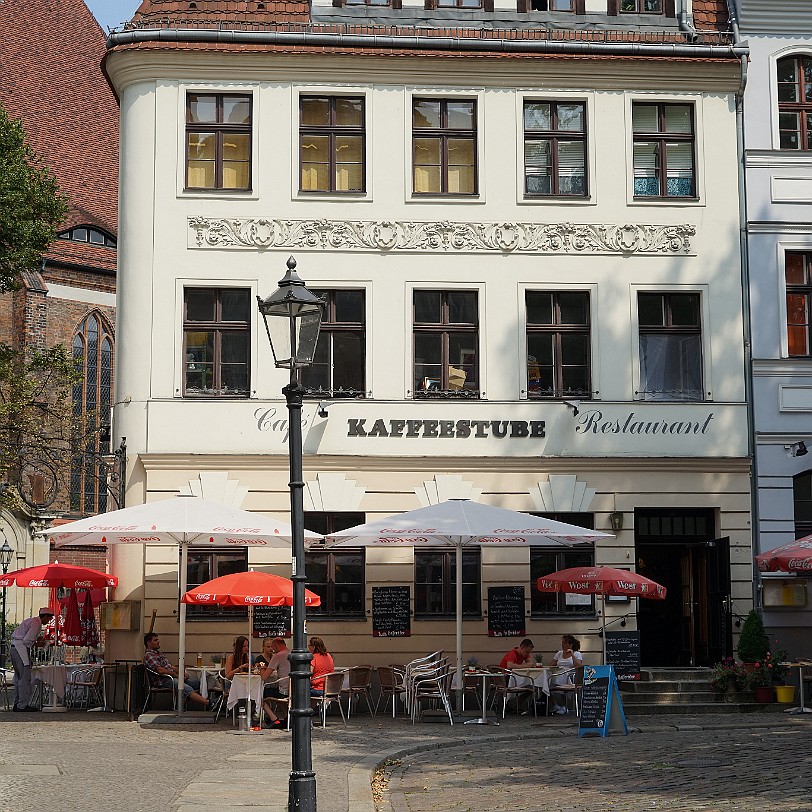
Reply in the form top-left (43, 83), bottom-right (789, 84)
top-left (562, 400), bottom-right (580, 417)
top-left (785, 441), bottom-right (809, 458)
top-left (609, 511), bottom-right (624, 531)
top-left (317, 402), bottom-right (334, 419)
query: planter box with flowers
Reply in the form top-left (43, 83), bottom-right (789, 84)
top-left (745, 651), bottom-right (787, 703)
top-left (710, 657), bottom-right (747, 700)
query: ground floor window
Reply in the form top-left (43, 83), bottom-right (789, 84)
top-left (414, 549), bottom-right (481, 617)
top-left (184, 548), bottom-right (248, 619)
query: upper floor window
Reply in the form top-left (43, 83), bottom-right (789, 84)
top-left (305, 512), bottom-right (365, 618)
top-left (526, 291), bottom-right (591, 399)
top-left (58, 226), bottom-right (116, 248)
top-left (637, 292), bottom-right (703, 401)
top-left (415, 549), bottom-right (480, 617)
top-left (793, 472), bottom-right (812, 540)
top-left (522, 0), bottom-right (580, 8)
top-left (786, 252), bottom-right (812, 356)
top-left (632, 103), bottom-right (695, 198)
top-left (524, 101), bottom-right (587, 197)
top-left (301, 289), bottom-right (366, 398)
top-left (186, 93), bottom-right (251, 191)
top-left (186, 548), bottom-right (248, 619)
top-left (183, 288), bottom-right (250, 397)
top-left (777, 56), bottom-right (812, 150)
top-left (620, 0), bottom-right (662, 11)
top-left (70, 313), bottom-right (114, 515)
top-left (413, 290), bottom-right (479, 397)
top-left (300, 96), bottom-right (365, 193)
top-left (413, 99), bottom-right (477, 196)
top-left (437, 0), bottom-right (481, 6)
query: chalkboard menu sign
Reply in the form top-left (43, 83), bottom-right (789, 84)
top-left (578, 665), bottom-right (628, 738)
top-left (487, 586), bottom-right (525, 637)
top-left (252, 606), bottom-right (291, 638)
top-left (372, 586), bottom-right (411, 637)
top-left (605, 631), bottom-right (641, 681)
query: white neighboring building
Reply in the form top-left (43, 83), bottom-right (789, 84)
top-left (737, 0), bottom-right (812, 654)
top-left (103, 0), bottom-right (750, 669)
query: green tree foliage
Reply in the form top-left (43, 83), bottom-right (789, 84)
top-left (0, 101), bottom-right (68, 293)
top-left (736, 608), bottom-right (770, 663)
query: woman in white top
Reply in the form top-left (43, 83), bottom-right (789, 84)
top-left (550, 634), bottom-right (583, 714)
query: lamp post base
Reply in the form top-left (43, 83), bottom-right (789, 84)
top-left (289, 771), bottom-right (317, 812)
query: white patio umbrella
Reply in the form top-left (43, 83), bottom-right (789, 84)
top-left (43, 494), bottom-right (320, 713)
top-left (323, 498), bottom-right (611, 706)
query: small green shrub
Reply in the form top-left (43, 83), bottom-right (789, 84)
top-left (736, 609), bottom-right (770, 662)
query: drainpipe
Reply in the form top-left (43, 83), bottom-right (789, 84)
top-left (677, 0), bottom-right (698, 42)
top-left (724, 0), bottom-right (757, 615)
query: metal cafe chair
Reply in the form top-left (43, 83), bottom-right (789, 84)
top-left (68, 666), bottom-right (104, 710)
top-left (263, 676), bottom-right (291, 730)
top-left (412, 664), bottom-right (454, 725)
top-left (0, 670), bottom-right (12, 711)
top-left (142, 667), bottom-right (176, 713)
top-left (340, 665), bottom-right (375, 718)
top-left (489, 667), bottom-right (536, 718)
top-left (375, 666), bottom-right (406, 718)
top-left (548, 665), bottom-right (584, 716)
top-left (315, 671), bottom-right (347, 728)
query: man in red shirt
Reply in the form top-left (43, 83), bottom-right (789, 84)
top-left (499, 638), bottom-right (536, 669)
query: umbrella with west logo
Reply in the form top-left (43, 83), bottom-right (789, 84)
top-left (536, 566), bottom-right (667, 662)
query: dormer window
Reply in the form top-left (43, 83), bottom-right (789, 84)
top-left (58, 226), bottom-right (117, 248)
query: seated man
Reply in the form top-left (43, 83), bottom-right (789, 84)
top-left (143, 632), bottom-right (209, 710)
top-left (499, 638), bottom-right (536, 670)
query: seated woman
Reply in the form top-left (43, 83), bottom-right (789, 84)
top-left (253, 637), bottom-right (274, 667)
top-left (550, 634), bottom-right (583, 715)
top-left (223, 636), bottom-right (251, 681)
top-left (308, 636), bottom-right (334, 697)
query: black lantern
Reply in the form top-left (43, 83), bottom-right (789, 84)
top-left (0, 533), bottom-right (14, 667)
top-left (257, 256), bottom-right (323, 812)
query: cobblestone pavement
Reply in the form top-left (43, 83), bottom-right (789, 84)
top-left (0, 709), bottom-right (809, 812)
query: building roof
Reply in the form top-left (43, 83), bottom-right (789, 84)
top-left (0, 0), bottom-right (119, 238)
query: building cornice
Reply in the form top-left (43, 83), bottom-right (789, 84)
top-left (188, 217), bottom-right (696, 255)
top-left (748, 222), bottom-right (812, 234)
top-left (753, 359), bottom-right (812, 376)
top-left (745, 150), bottom-right (812, 169)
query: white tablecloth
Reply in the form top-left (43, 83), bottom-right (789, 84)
top-left (187, 666), bottom-right (222, 701)
top-left (31, 664), bottom-right (67, 701)
top-left (509, 667), bottom-right (551, 696)
top-left (227, 673), bottom-right (263, 711)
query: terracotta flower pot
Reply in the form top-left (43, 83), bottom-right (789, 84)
top-left (743, 662), bottom-right (758, 674)
top-left (754, 685), bottom-right (774, 704)
top-left (775, 685), bottom-right (795, 704)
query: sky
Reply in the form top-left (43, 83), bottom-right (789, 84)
top-left (85, 1), bottom-right (142, 32)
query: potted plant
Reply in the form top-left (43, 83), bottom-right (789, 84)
top-left (769, 640), bottom-right (795, 703)
top-left (746, 656), bottom-right (776, 703)
top-left (736, 609), bottom-right (770, 669)
top-left (710, 657), bottom-right (746, 696)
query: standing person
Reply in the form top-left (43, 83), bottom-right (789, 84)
top-left (308, 636), bottom-right (333, 696)
top-left (550, 634), bottom-right (583, 715)
top-left (499, 639), bottom-right (536, 670)
top-left (142, 632), bottom-right (209, 709)
top-left (10, 607), bottom-right (54, 712)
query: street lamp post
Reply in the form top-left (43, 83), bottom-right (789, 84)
top-left (257, 256), bottom-right (324, 812)
top-left (0, 532), bottom-right (14, 668)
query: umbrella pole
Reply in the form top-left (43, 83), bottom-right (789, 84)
top-left (178, 541), bottom-right (188, 715)
top-left (455, 543), bottom-right (463, 714)
top-left (601, 593), bottom-right (607, 664)
top-left (248, 604), bottom-right (254, 726)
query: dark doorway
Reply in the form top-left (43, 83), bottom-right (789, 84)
top-left (635, 509), bottom-right (731, 667)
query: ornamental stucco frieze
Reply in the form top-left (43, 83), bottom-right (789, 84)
top-left (188, 217), bottom-right (695, 255)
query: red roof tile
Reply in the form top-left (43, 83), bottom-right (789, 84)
top-left (0, 0), bottom-right (119, 235)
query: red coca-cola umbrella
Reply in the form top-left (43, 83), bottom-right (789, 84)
top-left (755, 536), bottom-right (812, 573)
top-left (61, 589), bottom-right (84, 646)
top-left (182, 570), bottom-right (320, 674)
top-left (0, 562), bottom-right (117, 589)
top-left (537, 566), bottom-right (667, 663)
top-left (80, 589), bottom-right (100, 649)
top-left (41, 588), bottom-right (63, 644)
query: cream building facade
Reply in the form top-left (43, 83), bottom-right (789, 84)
top-left (104, 0), bottom-right (750, 669)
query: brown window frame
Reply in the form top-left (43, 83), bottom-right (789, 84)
top-left (182, 288), bottom-right (251, 399)
top-left (412, 98), bottom-right (478, 197)
top-left (414, 549), bottom-right (481, 618)
top-left (185, 93), bottom-right (252, 191)
top-left (793, 472), bottom-right (812, 540)
top-left (777, 56), bottom-right (812, 151)
top-left (185, 548), bottom-right (249, 620)
top-left (413, 289), bottom-right (480, 397)
top-left (632, 102), bottom-right (696, 199)
top-left (301, 289), bottom-right (367, 398)
top-left (526, 291), bottom-right (592, 399)
top-left (620, 0), bottom-right (662, 11)
top-left (786, 251), bottom-right (812, 356)
top-left (299, 95), bottom-right (366, 194)
top-left (523, 100), bottom-right (588, 197)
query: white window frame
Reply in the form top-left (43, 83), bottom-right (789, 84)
top-left (769, 46), bottom-right (812, 152)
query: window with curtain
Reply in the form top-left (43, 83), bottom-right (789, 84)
top-left (621, 0), bottom-right (662, 10)
top-left (786, 252), bottom-right (812, 356)
top-left (637, 292), bottom-right (703, 401)
top-left (70, 313), bottom-right (114, 515)
top-left (183, 288), bottom-right (250, 397)
top-left (304, 512), bottom-right (365, 617)
top-left (526, 291), bottom-right (591, 398)
top-left (523, 100), bottom-right (587, 197)
top-left (186, 93), bottom-right (251, 191)
top-left (777, 55), bottom-right (812, 150)
top-left (300, 289), bottom-right (366, 397)
top-left (794, 472), bottom-right (812, 540)
top-left (299, 96), bottom-right (365, 193)
top-left (414, 549), bottom-right (481, 617)
top-left (185, 549), bottom-right (248, 619)
top-left (413, 289), bottom-right (479, 397)
top-left (413, 98), bottom-right (477, 195)
top-left (632, 102), bottom-right (695, 198)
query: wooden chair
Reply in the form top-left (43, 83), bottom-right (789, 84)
top-left (68, 667), bottom-right (104, 710)
top-left (375, 666), bottom-right (406, 718)
top-left (340, 665), bottom-right (375, 718)
top-left (489, 667), bottom-right (536, 718)
top-left (142, 667), bottom-right (176, 713)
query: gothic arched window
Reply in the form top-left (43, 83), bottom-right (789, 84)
top-left (70, 313), bottom-right (114, 514)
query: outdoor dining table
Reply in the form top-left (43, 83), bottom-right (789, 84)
top-left (187, 666), bottom-right (222, 701)
top-left (781, 660), bottom-right (812, 715)
top-left (31, 663), bottom-right (68, 712)
top-left (509, 666), bottom-right (552, 700)
top-left (462, 670), bottom-right (499, 726)
top-left (227, 673), bottom-right (263, 713)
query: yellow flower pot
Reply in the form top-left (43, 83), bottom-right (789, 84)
top-left (775, 685), bottom-right (796, 704)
